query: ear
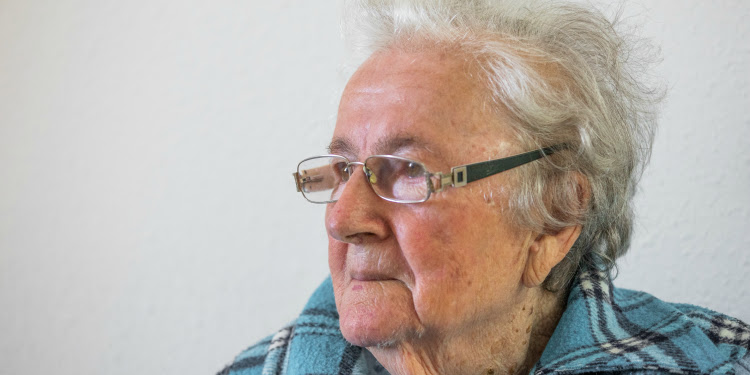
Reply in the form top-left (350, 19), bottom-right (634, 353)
top-left (522, 172), bottom-right (590, 288)
top-left (521, 225), bottom-right (581, 288)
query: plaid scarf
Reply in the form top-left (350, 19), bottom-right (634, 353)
top-left (219, 267), bottom-right (750, 375)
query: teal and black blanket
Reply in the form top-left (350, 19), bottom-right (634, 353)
top-left (219, 267), bottom-right (750, 375)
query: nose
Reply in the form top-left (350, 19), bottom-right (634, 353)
top-left (325, 166), bottom-right (390, 244)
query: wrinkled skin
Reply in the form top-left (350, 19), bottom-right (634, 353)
top-left (325, 47), bottom-right (580, 375)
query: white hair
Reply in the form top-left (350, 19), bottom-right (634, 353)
top-left (341, 0), bottom-right (664, 291)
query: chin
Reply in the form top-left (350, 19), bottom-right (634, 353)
top-left (339, 318), bottom-right (400, 348)
top-left (334, 280), bottom-right (420, 348)
top-left (339, 311), bottom-right (414, 348)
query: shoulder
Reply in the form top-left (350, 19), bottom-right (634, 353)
top-left (663, 300), bottom-right (750, 374)
top-left (217, 324), bottom-right (294, 375)
top-left (534, 269), bottom-right (750, 375)
top-left (614, 287), bottom-right (750, 364)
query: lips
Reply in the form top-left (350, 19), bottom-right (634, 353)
top-left (350, 270), bottom-right (397, 282)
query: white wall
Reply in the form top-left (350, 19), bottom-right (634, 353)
top-left (0, 1), bottom-right (747, 374)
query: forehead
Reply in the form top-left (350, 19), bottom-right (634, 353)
top-left (332, 48), bottom-right (513, 162)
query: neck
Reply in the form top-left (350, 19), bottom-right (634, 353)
top-left (367, 288), bottom-right (565, 375)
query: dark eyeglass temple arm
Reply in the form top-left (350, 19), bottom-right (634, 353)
top-left (457, 145), bottom-right (564, 186)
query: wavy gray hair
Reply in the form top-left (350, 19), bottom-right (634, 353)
top-left (341, 0), bottom-right (664, 291)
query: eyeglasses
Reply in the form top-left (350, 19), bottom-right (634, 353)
top-left (293, 145), bottom-right (563, 204)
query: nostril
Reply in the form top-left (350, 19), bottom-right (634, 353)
top-left (344, 234), bottom-right (364, 245)
top-left (326, 202), bottom-right (388, 244)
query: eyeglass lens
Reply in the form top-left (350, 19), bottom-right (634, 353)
top-left (297, 156), bottom-right (430, 203)
top-left (365, 156), bottom-right (429, 202)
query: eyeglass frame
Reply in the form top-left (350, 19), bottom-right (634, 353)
top-left (293, 144), bottom-right (565, 204)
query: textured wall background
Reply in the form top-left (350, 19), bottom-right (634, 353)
top-left (0, 1), bottom-right (748, 374)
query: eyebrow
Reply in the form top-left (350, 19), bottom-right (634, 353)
top-left (327, 138), bottom-right (356, 156)
top-left (327, 134), bottom-right (439, 159)
top-left (375, 135), bottom-right (433, 155)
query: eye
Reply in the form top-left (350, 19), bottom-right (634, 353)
top-left (405, 162), bottom-right (423, 178)
top-left (332, 161), bottom-right (349, 182)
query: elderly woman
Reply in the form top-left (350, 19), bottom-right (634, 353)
top-left (221, 1), bottom-right (749, 374)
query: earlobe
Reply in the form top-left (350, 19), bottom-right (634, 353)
top-left (522, 172), bottom-right (590, 288)
top-left (522, 225), bottom-right (582, 288)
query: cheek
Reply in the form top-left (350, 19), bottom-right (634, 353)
top-left (400, 205), bottom-right (477, 276)
top-left (399, 209), bottom-right (476, 297)
top-left (403, 202), bottom-right (525, 327)
top-left (328, 237), bottom-right (348, 289)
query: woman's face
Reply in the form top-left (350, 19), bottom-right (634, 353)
top-left (326, 48), bottom-right (535, 348)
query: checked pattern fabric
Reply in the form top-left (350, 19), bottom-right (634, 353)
top-left (531, 269), bottom-right (750, 374)
top-left (219, 267), bottom-right (750, 375)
